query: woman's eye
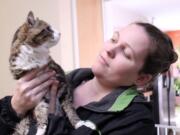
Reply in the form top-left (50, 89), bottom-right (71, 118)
top-left (123, 49), bottom-right (131, 60)
top-left (125, 54), bottom-right (131, 59)
top-left (111, 38), bottom-right (118, 43)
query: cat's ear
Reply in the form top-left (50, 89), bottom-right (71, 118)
top-left (27, 11), bottom-right (35, 26)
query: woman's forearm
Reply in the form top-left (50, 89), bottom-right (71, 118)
top-left (0, 96), bottom-right (21, 134)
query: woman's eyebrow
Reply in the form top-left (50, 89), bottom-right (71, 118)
top-left (115, 31), bottom-right (136, 59)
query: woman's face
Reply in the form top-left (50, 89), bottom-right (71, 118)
top-left (92, 24), bottom-right (151, 88)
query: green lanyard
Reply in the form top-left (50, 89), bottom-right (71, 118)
top-left (109, 87), bottom-right (139, 112)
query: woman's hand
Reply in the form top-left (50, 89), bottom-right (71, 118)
top-left (11, 67), bottom-right (56, 117)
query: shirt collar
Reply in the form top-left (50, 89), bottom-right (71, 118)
top-left (82, 87), bottom-right (139, 113)
top-left (68, 68), bottom-right (141, 113)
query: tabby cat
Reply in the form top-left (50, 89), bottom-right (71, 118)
top-left (9, 11), bottom-right (80, 135)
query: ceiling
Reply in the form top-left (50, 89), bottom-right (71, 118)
top-left (104, 0), bottom-right (180, 30)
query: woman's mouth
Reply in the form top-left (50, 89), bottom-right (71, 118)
top-left (99, 54), bottom-right (109, 67)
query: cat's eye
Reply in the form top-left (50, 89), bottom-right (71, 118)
top-left (46, 26), bottom-right (53, 33)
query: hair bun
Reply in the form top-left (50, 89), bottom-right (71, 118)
top-left (161, 50), bottom-right (178, 73)
top-left (171, 50), bottom-right (178, 63)
top-left (161, 67), bottom-right (169, 73)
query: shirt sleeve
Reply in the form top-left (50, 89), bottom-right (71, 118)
top-left (0, 96), bottom-right (21, 135)
top-left (46, 114), bottom-right (100, 135)
top-left (99, 103), bottom-right (155, 135)
top-left (46, 113), bottom-right (155, 135)
top-left (107, 120), bottom-right (155, 135)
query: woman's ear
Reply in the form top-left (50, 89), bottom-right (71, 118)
top-left (135, 73), bottom-right (153, 86)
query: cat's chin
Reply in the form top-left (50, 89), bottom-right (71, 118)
top-left (46, 41), bottom-right (59, 48)
top-left (52, 32), bottom-right (61, 42)
top-left (47, 37), bottom-right (60, 48)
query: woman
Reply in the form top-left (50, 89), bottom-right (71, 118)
top-left (0, 22), bottom-right (178, 135)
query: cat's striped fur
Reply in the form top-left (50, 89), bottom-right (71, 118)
top-left (9, 11), bottom-right (80, 135)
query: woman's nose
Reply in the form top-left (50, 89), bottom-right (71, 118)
top-left (106, 47), bottom-right (115, 58)
top-left (105, 43), bottom-right (125, 59)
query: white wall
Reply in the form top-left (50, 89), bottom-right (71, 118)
top-left (153, 12), bottom-right (180, 31)
top-left (0, 0), bottom-right (75, 97)
top-left (102, 2), bottom-right (149, 41)
top-left (102, 0), bottom-right (180, 32)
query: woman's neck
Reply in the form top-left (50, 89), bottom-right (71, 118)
top-left (88, 77), bottom-right (113, 98)
top-left (73, 77), bottom-right (112, 108)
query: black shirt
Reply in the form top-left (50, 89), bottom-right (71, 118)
top-left (0, 68), bottom-right (155, 135)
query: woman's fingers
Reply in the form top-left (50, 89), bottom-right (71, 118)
top-left (18, 69), bottom-right (40, 83)
top-left (49, 81), bottom-right (59, 114)
top-left (15, 70), bottom-right (56, 97)
top-left (30, 79), bottom-right (55, 96)
top-left (33, 88), bottom-right (48, 104)
top-left (18, 65), bottom-right (50, 83)
top-left (11, 66), bottom-right (57, 116)
top-left (26, 71), bottom-right (56, 91)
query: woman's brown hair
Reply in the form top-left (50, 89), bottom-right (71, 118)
top-left (135, 22), bottom-right (178, 76)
